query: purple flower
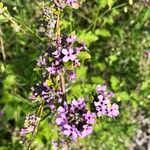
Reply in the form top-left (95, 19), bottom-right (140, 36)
top-left (75, 43), bottom-right (87, 54)
top-left (81, 125), bottom-right (93, 138)
top-left (68, 71), bottom-right (76, 81)
top-left (29, 82), bottom-right (63, 110)
top-left (84, 112), bottom-right (96, 124)
top-left (47, 60), bottom-right (62, 75)
top-left (47, 65), bottom-right (56, 75)
top-left (62, 48), bottom-right (76, 62)
top-left (94, 85), bottom-right (119, 118)
top-left (145, 50), bottom-right (150, 58)
top-left (56, 98), bottom-right (96, 140)
top-left (52, 48), bottom-right (62, 59)
top-left (107, 103), bottom-right (119, 117)
top-left (20, 113), bottom-right (40, 143)
top-left (74, 59), bottom-right (81, 67)
top-left (44, 34), bottom-right (86, 78)
top-left (96, 85), bottom-right (107, 94)
top-left (66, 35), bottom-right (76, 43)
top-left (65, 0), bottom-right (77, 5)
top-left (37, 56), bottom-right (46, 67)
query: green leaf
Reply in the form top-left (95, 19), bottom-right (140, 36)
top-left (91, 76), bottom-right (104, 84)
top-left (116, 91), bottom-right (130, 101)
top-left (95, 63), bottom-right (106, 71)
top-left (0, 14), bottom-right (9, 22)
top-left (110, 76), bottom-right (120, 91)
top-left (3, 75), bottom-right (16, 90)
top-left (0, 63), bottom-right (5, 72)
top-left (108, 55), bottom-right (118, 64)
top-left (76, 66), bottom-right (87, 79)
top-left (77, 51), bottom-right (91, 60)
top-left (141, 80), bottom-right (150, 90)
top-left (78, 31), bottom-right (98, 46)
top-left (107, 0), bottom-right (114, 10)
top-left (45, 79), bottom-right (53, 86)
top-left (95, 29), bottom-right (111, 37)
top-left (98, 0), bottom-right (107, 8)
top-left (64, 61), bottom-right (74, 69)
top-left (61, 20), bottom-right (70, 29)
top-left (0, 2), bottom-right (3, 9)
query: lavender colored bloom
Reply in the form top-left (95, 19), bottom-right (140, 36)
top-left (75, 43), bottom-right (87, 54)
top-left (56, 98), bottom-right (96, 140)
top-left (53, 0), bottom-right (77, 9)
top-left (52, 48), bottom-right (62, 59)
top-left (145, 50), bottom-right (150, 58)
top-left (51, 140), bottom-right (68, 150)
top-left (74, 59), bottom-right (81, 67)
top-left (29, 82), bottom-right (63, 110)
top-left (20, 113), bottom-right (40, 143)
top-left (47, 64), bottom-right (57, 75)
top-left (37, 56), bottom-right (46, 67)
top-left (62, 48), bottom-right (76, 62)
top-left (93, 85), bottom-right (119, 118)
top-left (51, 140), bottom-right (58, 150)
top-left (96, 85), bottom-right (107, 94)
top-left (68, 71), bottom-right (76, 81)
top-left (38, 6), bottom-right (57, 38)
top-left (53, 0), bottom-right (66, 9)
top-left (47, 60), bottom-right (62, 75)
top-left (38, 34), bottom-right (86, 80)
top-left (44, 35), bottom-right (86, 78)
top-left (107, 103), bottom-right (119, 117)
top-left (66, 35), bottom-right (76, 43)
top-left (65, 0), bottom-right (77, 5)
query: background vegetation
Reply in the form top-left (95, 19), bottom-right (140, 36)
top-left (0, 0), bottom-right (150, 149)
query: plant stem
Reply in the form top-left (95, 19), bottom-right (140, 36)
top-left (60, 71), bottom-right (67, 102)
top-left (26, 101), bottom-right (44, 150)
top-left (0, 27), bottom-right (5, 60)
top-left (55, 12), bottom-right (67, 102)
top-left (56, 13), bottom-right (60, 38)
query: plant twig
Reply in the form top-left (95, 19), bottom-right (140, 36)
top-left (60, 71), bottom-right (67, 102)
top-left (26, 101), bottom-right (44, 150)
top-left (0, 27), bottom-right (6, 60)
top-left (55, 12), bottom-right (67, 102)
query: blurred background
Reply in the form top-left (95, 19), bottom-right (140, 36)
top-left (0, 0), bottom-right (150, 149)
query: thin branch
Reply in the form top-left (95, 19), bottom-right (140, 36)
top-left (26, 101), bottom-right (44, 150)
top-left (60, 71), bottom-right (67, 102)
top-left (0, 27), bottom-right (6, 60)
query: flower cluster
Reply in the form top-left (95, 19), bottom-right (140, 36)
top-left (20, 0), bottom-right (120, 146)
top-left (29, 81), bottom-right (64, 110)
top-left (145, 50), bottom-right (150, 58)
top-left (53, 0), bottom-right (78, 9)
top-left (47, 34), bottom-right (86, 80)
top-left (38, 6), bottom-right (57, 38)
top-left (93, 85), bottom-right (119, 118)
top-left (20, 113), bottom-right (40, 143)
top-left (29, 34), bottom-right (86, 104)
top-left (56, 98), bottom-right (96, 140)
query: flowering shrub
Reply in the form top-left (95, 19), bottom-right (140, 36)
top-left (56, 98), bottom-right (96, 140)
top-left (1, 0), bottom-right (150, 149)
top-left (18, 0), bottom-right (119, 149)
top-left (53, 0), bottom-right (79, 9)
top-left (94, 85), bottom-right (119, 117)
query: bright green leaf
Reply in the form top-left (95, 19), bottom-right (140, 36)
top-left (78, 31), bottom-right (98, 46)
top-left (95, 29), bottom-right (111, 37)
top-left (77, 51), bottom-right (91, 60)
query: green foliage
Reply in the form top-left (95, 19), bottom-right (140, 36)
top-left (0, 0), bottom-right (150, 149)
